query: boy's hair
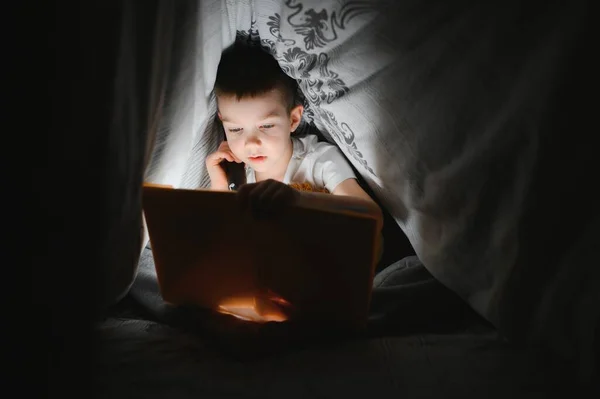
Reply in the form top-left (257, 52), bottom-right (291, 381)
top-left (214, 41), bottom-right (301, 111)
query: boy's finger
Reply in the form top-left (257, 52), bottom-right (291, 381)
top-left (254, 180), bottom-right (282, 218)
top-left (236, 182), bottom-right (259, 211)
top-left (270, 185), bottom-right (296, 214)
top-left (208, 151), bottom-right (232, 164)
top-left (231, 152), bottom-right (243, 163)
top-left (226, 150), bottom-right (242, 163)
top-left (219, 151), bottom-right (234, 163)
top-left (218, 141), bottom-right (230, 150)
top-left (275, 185), bottom-right (295, 203)
top-left (216, 142), bottom-right (241, 163)
top-left (248, 180), bottom-right (276, 218)
top-left (257, 180), bottom-right (281, 203)
top-left (217, 155), bottom-right (232, 164)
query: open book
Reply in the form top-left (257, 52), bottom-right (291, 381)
top-left (142, 183), bottom-right (382, 329)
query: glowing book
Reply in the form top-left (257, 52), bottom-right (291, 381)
top-left (142, 183), bottom-right (382, 329)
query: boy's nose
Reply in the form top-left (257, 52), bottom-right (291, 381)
top-left (245, 133), bottom-right (261, 147)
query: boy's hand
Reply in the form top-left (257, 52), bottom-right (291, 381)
top-left (206, 141), bottom-right (242, 190)
top-left (237, 179), bottom-right (298, 219)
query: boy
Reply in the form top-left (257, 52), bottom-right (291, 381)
top-left (206, 40), bottom-right (381, 218)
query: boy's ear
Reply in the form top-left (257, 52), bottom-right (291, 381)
top-left (217, 111), bottom-right (223, 121)
top-left (290, 104), bottom-right (304, 132)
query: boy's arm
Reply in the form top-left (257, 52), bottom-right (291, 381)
top-left (332, 178), bottom-right (375, 203)
top-left (239, 179), bottom-right (385, 263)
top-left (332, 178), bottom-right (383, 223)
top-left (237, 179), bottom-right (382, 227)
top-left (312, 145), bottom-right (382, 224)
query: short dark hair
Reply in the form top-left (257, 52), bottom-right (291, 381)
top-left (214, 41), bottom-right (301, 111)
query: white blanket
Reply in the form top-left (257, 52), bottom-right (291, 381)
top-left (143, 0), bottom-right (598, 379)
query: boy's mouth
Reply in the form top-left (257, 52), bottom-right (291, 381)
top-left (248, 156), bottom-right (267, 163)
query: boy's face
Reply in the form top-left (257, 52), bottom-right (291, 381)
top-left (217, 89), bottom-right (303, 175)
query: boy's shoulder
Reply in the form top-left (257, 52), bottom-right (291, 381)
top-left (292, 134), bottom-right (340, 160)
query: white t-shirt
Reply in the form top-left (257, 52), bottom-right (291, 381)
top-left (245, 134), bottom-right (356, 192)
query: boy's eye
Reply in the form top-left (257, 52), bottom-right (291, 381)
top-left (228, 128), bottom-right (242, 133)
top-left (261, 124), bottom-right (274, 129)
